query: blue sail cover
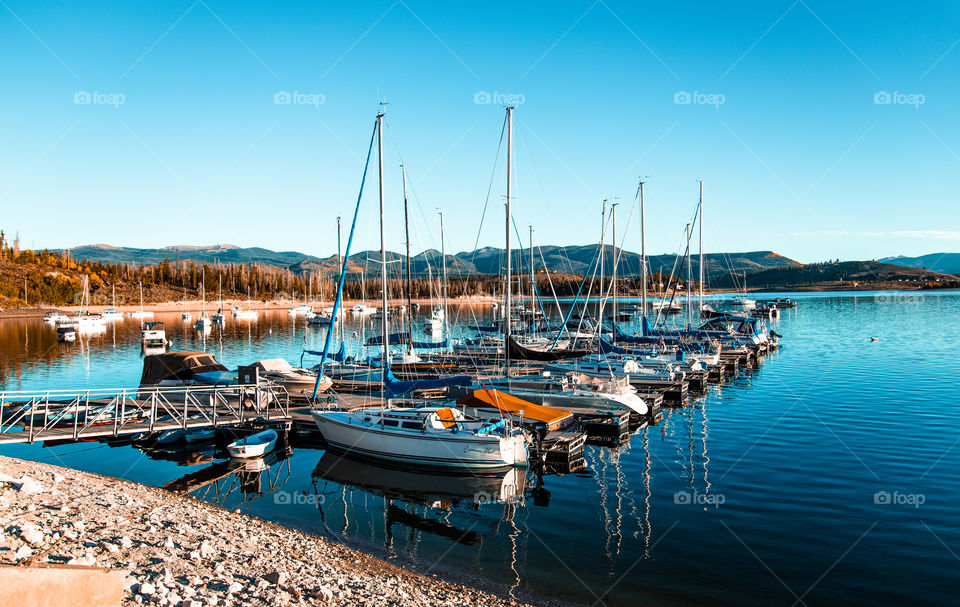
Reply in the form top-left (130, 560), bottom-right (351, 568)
top-left (598, 337), bottom-right (685, 361)
top-left (364, 334), bottom-right (450, 349)
top-left (598, 337), bottom-right (641, 355)
top-left (383, 367), bottom-right (472, 398)
top-left (303, 343), bottom-right (347, 364)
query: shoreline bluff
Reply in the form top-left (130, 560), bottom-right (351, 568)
top-left (0, 456), bottom-right (537, 606)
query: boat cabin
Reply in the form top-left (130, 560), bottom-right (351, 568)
top-left (140, 351), bottom-right (228, 386)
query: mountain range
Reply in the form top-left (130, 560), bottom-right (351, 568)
top-left (60, 244), bottom-right (799, 280)
top-left (878, 253), bottom-right (960, 275)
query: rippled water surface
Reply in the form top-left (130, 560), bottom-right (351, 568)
top-left (2, 292), bottom-right (959, 606)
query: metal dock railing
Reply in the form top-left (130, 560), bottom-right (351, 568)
top-left (0, 384), bottom-right (290, 445)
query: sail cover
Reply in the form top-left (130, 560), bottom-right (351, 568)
top-left (365, 334), bottom-right (449, 349)
top-left (506, 336), bottom-right (590, 361)
top-left (383, 367), bottom-right (472, 398)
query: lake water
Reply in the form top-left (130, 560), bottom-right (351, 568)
top-left (2, 292), bottom-right (959, 606)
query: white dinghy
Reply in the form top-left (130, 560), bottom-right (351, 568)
top-left (226, 429), bottom-right (278, 459)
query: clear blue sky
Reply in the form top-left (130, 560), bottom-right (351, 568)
top-left (2, 0), bottom-right (958, 263)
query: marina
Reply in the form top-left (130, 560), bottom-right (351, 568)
top-left (4, 3), bottom-right (960, 603)
top-left (3, 291), bottom-right (958, 605)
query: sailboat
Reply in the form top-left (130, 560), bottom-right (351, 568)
top-left (128, 282), bottom-right (153, 319)
top-left (101, 285), bottom-right (123, 321)
top-left (424, 211), bottom-right (449, 336)
top-left (57, 276), bottom-right (107, 332)
top-left (311, 109), bottom-right (525, 469)
top-left (729, 271), bottom-right (756, 310)
top-left (195, 268), bottom-right (212, 330)
top-left (211, 276), bottom-right (225, 324)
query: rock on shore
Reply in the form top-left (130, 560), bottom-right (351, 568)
top-left (0, 456), bottom-right (531, 606)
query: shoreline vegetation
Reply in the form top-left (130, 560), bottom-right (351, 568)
top-left (0, 456), bottom-right (543, 606)
top-left (1, 231), bottom-right (957, 313)
top-left (1, 284), bottom-right (957, 320)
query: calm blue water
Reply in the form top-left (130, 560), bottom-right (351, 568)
top-left (2, 292), bottom-right (959, 606)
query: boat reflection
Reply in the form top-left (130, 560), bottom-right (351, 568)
top-left (162, 448), bottom-right (292, 504)
top-left (311, 450), bottom-right (526, 510)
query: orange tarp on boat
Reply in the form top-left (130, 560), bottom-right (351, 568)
top-left (456, 388), bottom-right (574, 431)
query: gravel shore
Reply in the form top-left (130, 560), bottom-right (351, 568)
top-left (0, 456), bottom-right (533, 606)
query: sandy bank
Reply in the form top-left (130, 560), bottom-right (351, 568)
top-left (0, 456), bottom-right (535, 606)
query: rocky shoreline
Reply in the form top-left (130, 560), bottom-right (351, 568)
top-left (0, 456), bottom-right (534, 606)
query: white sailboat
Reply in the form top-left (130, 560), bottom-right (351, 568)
top-left (211, 276), bottom-right (225, 324)
top-left (311, 109), bottom-right (527, 470)
top-left (128, 282), bottom-right (153, 319)
top-left (730, 272), bottom-right (756, 310)
top-left (195, 268), bottom-right (212, 330)
top-left (312, 406), bottom-right (527, 469)
top-left (101, 285), bottom-right (124, 321)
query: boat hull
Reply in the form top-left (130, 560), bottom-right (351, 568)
top-left (311, 411), bottom-right (525, 469)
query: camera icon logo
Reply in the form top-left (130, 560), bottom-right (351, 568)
top-left (874, 490), bottom-right (891, 504)
top-left (474, 91), bottom-right (492, 104)
top-left (673, 91), bottom-right (691, 105)
top-left (274, 91), bottom-right (291, 105)
top-left (274, 491), bottom-right (291, 504)
top-left (74, 91), bottom-right (91, 105)
top-left (874, 91), bottom-right (891, 105)
top-left (673, 490), bottom-right (691, 504)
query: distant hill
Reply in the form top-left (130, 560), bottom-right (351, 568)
top-left (61, 243), bottom-right (799, 281)
top-left (728, 260), bottom-right (959, 290)
top-left (878, 253), bottom-right (960, 275)
top-left (59, 244), bottom-right (316, 267)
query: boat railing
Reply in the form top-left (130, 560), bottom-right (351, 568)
top-left (0, 383), bottom-right (290, 444)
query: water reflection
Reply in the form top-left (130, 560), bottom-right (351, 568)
top-left (162, 448), bottom-right (293, 505)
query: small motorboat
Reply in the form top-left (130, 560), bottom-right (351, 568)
top-left (226, 429), bottom-right (278, 459)
top-left (141, 321), bottom-right (169, 348)
top-left (231, 306), bottom-right (259, 320)
top-left (730, 294), bottom-right (757, 310)
top-left (185, 428), bottom-right (215, 443)
top-left (307, 313), bottom-right (333, 327)
top-left (155, 429), bottom-right (187, 445)
top-left (44, 311), bottom-right (70, 323)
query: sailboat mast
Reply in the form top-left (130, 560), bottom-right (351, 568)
top-left (640, 180), bottom-right (647, 320)
top-left (504, 105), bottom-right (513, 377)
top-left (685, 224), bottom-right (692, 328)
top-left (439, 210), bottom-right (449, 342)
top-left (402, 165), bottom-right (414, 355)
top-left (599, 199), bottom-right (606, 311)
top-left (529, 225), bottom-right (534, 327)
top-left (337, 215), bottom-right (343, 341)
top-left (612, 202), bottom-right (618, 332)
top-left (376, 111), bottom-right (389, 375)
top-left (698, 180), bottom-right (704, 315)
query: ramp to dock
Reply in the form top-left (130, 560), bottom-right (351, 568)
top-left (0, 384), bottom-right (290, 445)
